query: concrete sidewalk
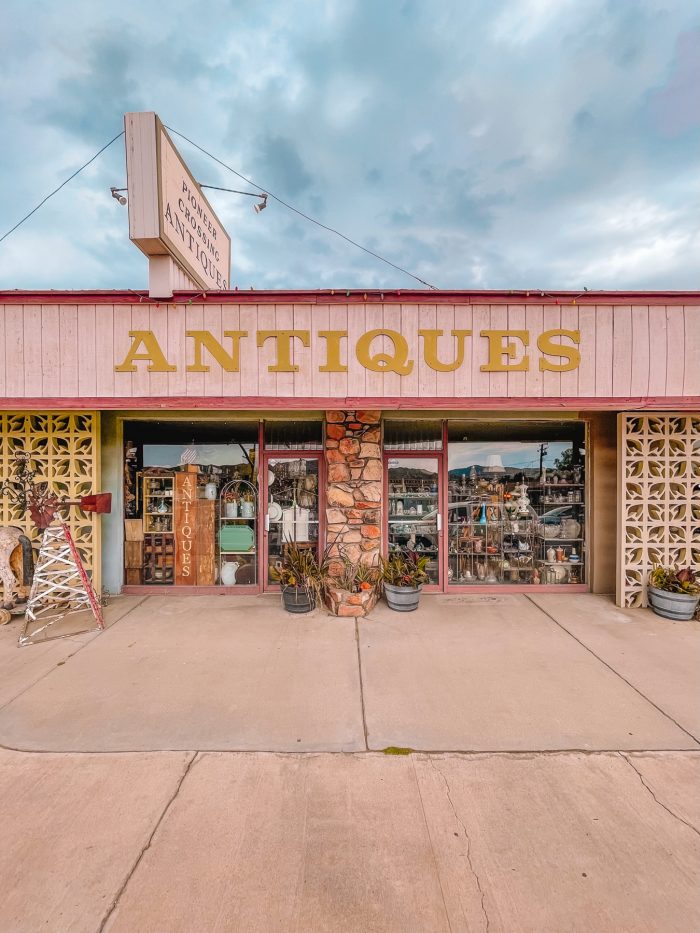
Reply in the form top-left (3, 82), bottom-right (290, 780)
top-left (1, 747), bottom-right (698, 933)
top-left (1, 592), bottom-right (699, 933)
top-left (0, 593), bottom-right (697, 752)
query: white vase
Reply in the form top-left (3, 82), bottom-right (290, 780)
top-left (240, 501), bottom-right (255, 519)
top-left (221, 562), bottom-right (240, 585)
top-left (225, 501), bottom-right (238, 518)
top-left (204, 482), bottom-right (218, 500)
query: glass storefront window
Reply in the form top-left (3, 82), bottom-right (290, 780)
top-left (386, 457), bottom-right (440, 585)
top-left (123, 420), bottom-right (260, 587)
top-left (265, 457), bottom-right (320, 585)
top-left (447, 421), bottom-right (586, 586)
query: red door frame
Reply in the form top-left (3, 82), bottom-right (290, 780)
top-left (260, 448), bottom-right (326, 593)
top-left (382, 446), bottom-right (445, 592)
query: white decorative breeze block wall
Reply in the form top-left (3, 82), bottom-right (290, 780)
top-left (0, 412), bottom-right (99, 585)
top-left (618, 413), bottom-right (700, 607)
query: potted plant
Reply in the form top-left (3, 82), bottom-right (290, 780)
top-left (379, 549), bottom-right (429, 612)
top-left (271, 541), bottom-right (324, 613)
top-left (324, 555), bottom-right (381, 617)
top-left (648, 566), bottom-right (700, 620)
top-left (222, 488), bottom-right (239, 517)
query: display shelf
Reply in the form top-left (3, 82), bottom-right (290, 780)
top-left (219, 479), bottom-right (258, 586)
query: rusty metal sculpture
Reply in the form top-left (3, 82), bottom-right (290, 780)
top-left (0, 454), bottom-right (111, 642)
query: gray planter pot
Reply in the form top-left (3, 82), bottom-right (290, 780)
top-left (384, 582), bottom-right (423, 612)
top-left (282, 585), bottom-right (315, 614)
top-left (648, 586), bottom-right (699, 621)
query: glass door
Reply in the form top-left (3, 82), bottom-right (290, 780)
top-left (263, 454), bottom-right (322, 591)
top-left (385, 456), bottom-right (442, 588)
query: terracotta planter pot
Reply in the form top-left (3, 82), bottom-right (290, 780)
top-left (648, 586), bottom-right (699, 621)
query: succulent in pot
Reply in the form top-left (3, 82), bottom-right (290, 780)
top-left (323, 553), bottom-right (381, 617)
top-left (270, 541), bottom-right (326, 613)
top-left (648, 565), bottom-right (700, 621)
top-left (379, 549), bottom-right (429, 612)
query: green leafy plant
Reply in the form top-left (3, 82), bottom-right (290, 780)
top-left (379, 549), bottom-right (429, 588)
top-left (327, 554), bottom-right (381, 594)
top-left (271, 541), bottom-right (328, 601)
top-left (649, 565), bottom-right (700, 596)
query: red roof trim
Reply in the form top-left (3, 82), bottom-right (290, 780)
top-left (0, 289), bottom-right (699, 306)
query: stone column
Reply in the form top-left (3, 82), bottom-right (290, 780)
top-left (325, 410), bottom-right (382, 573)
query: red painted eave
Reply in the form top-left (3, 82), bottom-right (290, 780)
top-left (0, 288), bottom-right (699, 305)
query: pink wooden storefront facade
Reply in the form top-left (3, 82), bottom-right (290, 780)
top-left (1, 290), bottom-right (698, 409)
top-left (1, 289), bottom-right (698, 603)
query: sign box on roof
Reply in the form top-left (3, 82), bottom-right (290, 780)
top-left (124, 112), bottom-right (231, 291)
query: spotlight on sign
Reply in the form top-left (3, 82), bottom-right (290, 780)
top-left (253, 193), bottom-right (268, 214)
top-left (110, 187), bottom-right (127, 206)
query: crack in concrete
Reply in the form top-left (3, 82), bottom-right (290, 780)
top-left (619, 752), bottom-right (700, 840)
top-left (354, 619), bottom-right (369, 751)
top-left (412, 757), bottom-right (455, 933)
top-left (525, 595), bottom-right (700, 747)
top-left (95, 750), bottom-right (199, 933)
top-left (428, 757), bottom-right (490, 933)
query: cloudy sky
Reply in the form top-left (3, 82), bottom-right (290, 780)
top-left (1, 0), bottom-right (698, 292)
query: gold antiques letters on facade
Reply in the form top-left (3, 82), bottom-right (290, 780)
top-left (115, 327), bottom-right (582, 375)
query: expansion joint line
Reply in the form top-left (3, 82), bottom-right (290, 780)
top-left (96, 751), bottom-right (200, 933)
top-left (428, 757), bottom-right (490, 933)
top-left (354, 619), bottom-right (369, 751)
top-left (618, 753), bottom-right (700, 840)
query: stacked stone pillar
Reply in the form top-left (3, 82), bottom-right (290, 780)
top-left (325, 410), bottom-right (382, 572)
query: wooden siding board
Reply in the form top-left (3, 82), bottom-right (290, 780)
top-left (23, 304), bottom-right (43, 396)
top-left (256, 304), bottom-right (277, 398)
top-left (506, 304), bottom-right (527, 398)
top-left (453, 304), bottom-right (473, 399)
top-left (381, 303), bottom-right (402, 399)
top-left (630, 305), bottom-right (650, 396)
top-left (113, 304), bottom-right (134, 397)
top-left (184, 304), bottom-right (205, 398)
top-left (218, 303), bottom-right (240, 399)
top-left (559, 304), bottom-right (580, 398)
top-left (594, 305), bottom-right (614, 397)
top-left (647, 304), bottom-right (668, 396)
top-left (612, 306), bottom-right (633, 397)
top-left (665, 306), bottom-right (686, 396)
top-left (292, 305), bottom-right (314, 398)
top-left (308, 303), bottom-right (329, 399)
top-left (417, 303), bottom-right (437, 398)
top-left (95, 304), bottom-right (115, 397)
top-left (40, 305), bottom-right (60, 397)
top-left (327, 304), bottom-right (348, 399)
top-left (130, 303), bottom-right (152, 398)
top-left (165, 303), bottom-right (186, 398)
top-left (77, 305), bottom-right (97, 398)
top-left (487, 304), bottom-right (509, 398)
top-left (0, 305), bottom-right (5, 396)
top-left (683, 306), bottom-right (700, 396)
top-left (524, 305), bottom-right (544, 398)
top-left (541, 305), bottom-right (561, 397)
top-left (148, 302), bottom-right (170, 397)
top-left (435, 303), bottom-right (456, 398)
top-left (274, 304), bottom-right (295, 399)
top-left (471, 305), bottom-right (490, 397)
top-left (577, 305), bottom-right (596, 397)
top-left (4, 305), bottom-right (25, 397)
top-left (239, 305), bottom-right (259, 397)
top-left (347, 303), bottom-right (367, 400)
